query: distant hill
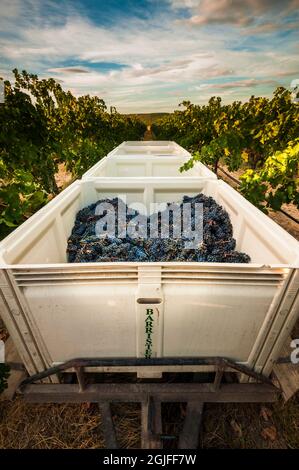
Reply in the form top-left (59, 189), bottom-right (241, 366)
top-left (126, 112), bottom-right (169, 125)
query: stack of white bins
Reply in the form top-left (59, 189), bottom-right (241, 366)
top-left (0, 141), bottom-right (298, 382)
top-left (82, 141), bottom-right (215, 178)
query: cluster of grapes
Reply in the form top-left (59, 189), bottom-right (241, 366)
top-left (67, 194), bottom-right (250, 264)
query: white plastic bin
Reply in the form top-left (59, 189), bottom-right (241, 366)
top-left (82, 140), bottom-right (216, 179)
top-left (108, 141), bottom-right (190, 157)
top-left (0, 178), bottom-right (298, 380)
top-left (82, 155), bottom-right (216, 179)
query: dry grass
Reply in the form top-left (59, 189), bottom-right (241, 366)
top-left (202, 396), bottom-right (299, 449)
top-left (0, 399), bottom-right (143, 449)
top-left (0, 399), bottom-right (104, 449)
top-left (0, 393), bottom-right (298, 448)
top-left (112, 404), bottom-right (141, 448)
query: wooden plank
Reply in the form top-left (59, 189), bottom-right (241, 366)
top-left (44, 364), bottom-right (218, 375)
top-left (153, 400), bottom-right (162, 447)
top-left (74, 366), bottom-right (86, 392)
top-left (178, 402), bottom-right (203, 449)
top-left (213, 366), bottom-right (224, 390)
top-left (141, 396), bottom-right (162, 449)
top-left (22, 382), bottom-right (279, 404)
top-left (273, 336), bottom-right (299, 401)
top-left (1, 337), bottom-right (26, 401)
top-left (99, 402), bottom-right (117, 449)
top-left (141, 397), bottom-right (152, 449)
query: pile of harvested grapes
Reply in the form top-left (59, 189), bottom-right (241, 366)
top-left (67, 194), bottom-right (250, 263)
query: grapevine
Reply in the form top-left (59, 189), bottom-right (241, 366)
top-left (0, 69), bottom-right (146, 239)
top-left (153, 88), bottom-right (299, 211)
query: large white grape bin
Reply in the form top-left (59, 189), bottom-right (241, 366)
top-left (0, 176), bottom-right (298, 382)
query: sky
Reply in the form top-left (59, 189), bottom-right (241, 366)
top-left (0, 0), bottom-right (298, 113)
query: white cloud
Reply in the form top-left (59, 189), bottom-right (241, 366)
top-left (195, 78), bottom-right (281, 91)
top-left (0, 0), bottom-right (298, 112)
top-left (48, 66), bottom-right (90, 74)
top-left (0, 0), bottom-right (21, 19)
top-left (169, 0), bottom-right (199, 8)
top-left (169, 0), bottom-right (299, 28)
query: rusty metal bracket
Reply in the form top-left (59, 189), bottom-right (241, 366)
top-left (19, 356), bottom-right (276, 390)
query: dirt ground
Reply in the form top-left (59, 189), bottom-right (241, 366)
top-left (0, 143), bottom-right (298, 449)
top-left (143, 125), bottom-right (155, 140)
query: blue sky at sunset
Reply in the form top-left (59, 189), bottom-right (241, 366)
top-left (0, 0), bottom-right (298, 112)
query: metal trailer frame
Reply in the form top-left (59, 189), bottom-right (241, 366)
top-left (18, 356), bottom-right (281, 449)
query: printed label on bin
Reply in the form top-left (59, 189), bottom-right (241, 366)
top-left (138, 306), bottom-right (161, 358)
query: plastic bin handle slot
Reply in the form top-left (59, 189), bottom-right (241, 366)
top-left (137, 298), bottom-right (162, 304)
